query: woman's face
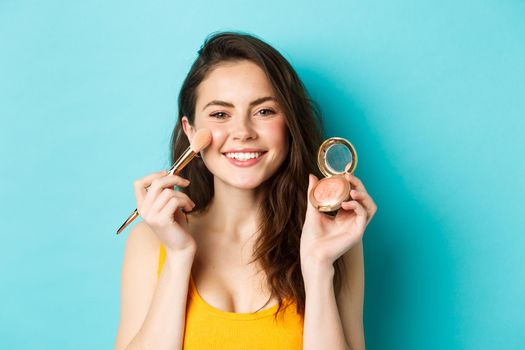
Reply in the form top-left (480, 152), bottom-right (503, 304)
top-left (182, 60), bottom-right (289, 190)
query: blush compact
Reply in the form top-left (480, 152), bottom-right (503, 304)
top-left (309, 137), bottom-right (358, 214)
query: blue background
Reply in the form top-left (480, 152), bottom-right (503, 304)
top-left (1, 1), bottom-right (524, 349)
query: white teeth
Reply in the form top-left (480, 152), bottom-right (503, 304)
top-left (225, 152), bottom-right (262, 160)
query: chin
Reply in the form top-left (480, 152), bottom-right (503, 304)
top-left (224, 177), bottom-right (265, 190)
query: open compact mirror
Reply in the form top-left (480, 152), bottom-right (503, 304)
top-left (309, 137), bottom-right (358, 214)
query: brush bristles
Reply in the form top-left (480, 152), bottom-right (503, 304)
top-left (190, 128), bottom-right (212, 153)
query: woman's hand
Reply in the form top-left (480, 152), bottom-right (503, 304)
top-left (300, 173), bottom-right (377, 271)
top-left (133, 170), bottom-right (197, 255)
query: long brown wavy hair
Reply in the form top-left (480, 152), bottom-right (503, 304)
top-left (169, 30), bottom-right (347, 321)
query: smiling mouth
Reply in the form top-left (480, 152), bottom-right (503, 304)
top-left (223, 151), bottom-right (267, 163)
top-left (222, 151), bottom-right (268, 161)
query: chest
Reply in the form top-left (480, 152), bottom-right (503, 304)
top-left (190, 232), bottom-right (278, 314)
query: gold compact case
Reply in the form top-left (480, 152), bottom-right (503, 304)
top-left (309, 137), bottom-right (358, 213)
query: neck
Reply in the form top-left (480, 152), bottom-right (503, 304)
top-left (196, 176), bottom-right (264, 243)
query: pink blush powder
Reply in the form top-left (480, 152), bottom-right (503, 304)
top-left (313, 177), bottom-right (348, 206)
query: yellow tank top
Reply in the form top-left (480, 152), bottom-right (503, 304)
top-left (157, 244), bottom-right (304, 349)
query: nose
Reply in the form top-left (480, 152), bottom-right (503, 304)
top-left (231, 118), bottom-right (257, 141)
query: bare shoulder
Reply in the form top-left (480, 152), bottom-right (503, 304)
top-left (114, 221), bottom-right (162, 350)
top-left (121, 221), bottom-right (163, 279)
top-left (125, 221), bottom-right (162, 254)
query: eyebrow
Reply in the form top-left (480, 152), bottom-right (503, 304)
top-left (202, 96), bottom-right (277, 111)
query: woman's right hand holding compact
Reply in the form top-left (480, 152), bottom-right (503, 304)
top-left (133, 170), bottom-right (197, 255)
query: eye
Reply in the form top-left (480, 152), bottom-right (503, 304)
top-left (257, 108), bottom-right (276, 116)
top-left (209, 111), bottom-right (229, 119)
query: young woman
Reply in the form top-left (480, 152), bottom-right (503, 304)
top-left (114, 31), bottom-right (377, 350)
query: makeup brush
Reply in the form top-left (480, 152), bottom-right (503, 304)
top-left (116, 128), bottom-right (212, 235)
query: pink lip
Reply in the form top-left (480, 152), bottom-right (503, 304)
top-left (222, 152), bottom-right (266, 167)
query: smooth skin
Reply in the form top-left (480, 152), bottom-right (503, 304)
top-left (114, 60), bottom-right (377, 350)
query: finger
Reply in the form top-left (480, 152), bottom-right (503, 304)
top-left (350, 188), bottom-right (377, 219)
top-left (345, 173), bottom-right (367, 193)
top-left (341, 200), bottom-right (368, 225)
top-left (149, 188), bottom-right (177, 214)
top-left (346, 173), bottom-right (377, 210)
top-left (142, 175), bottom-right (191, 209)
top-left (134, 170), bottom-right (168, 207)
top-left (349, 190), bottom-right (376, 224)
top-left (149, 174), bottom-right (191, 192)
top-left (306, 174), bottom-right (320, 212)
top-left (156, 189), bottom-right (195, 212)
top-left (160, 191), bottom-right (195, 213)
top-left (350, 189), bottom-right (374, 209)
top-left (159, 195), bottom-right (195, 218)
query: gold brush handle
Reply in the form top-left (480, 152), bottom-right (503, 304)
top-left (116, 147), bottom-right (196, 235)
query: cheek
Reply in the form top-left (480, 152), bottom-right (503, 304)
top-left (267, 123), bottom-right (288, 150)
top-left (260, 131), bottom-right (289, 164)
top-left (201, 126), bottom-right (228, 156)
